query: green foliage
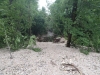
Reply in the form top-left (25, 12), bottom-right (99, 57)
top-left (32, 48), bottom-right (41, 52)
top-left (80, 48), bottom-right (89, 55)
top-left (27, 35), bottom-right (42, 52)
top-left (31, 7), bottom-right (47, 35)
top-left (0, 36), bottom-right (5, 48)
top-left (0, 0), bottom-right (38, 51)
top-left (0, 19), bottom-right (6, 48)
top-left (49, 0), bottom-right (65, 35)
top-left (49, 0), bottom-right (100, 52)
top-left (28, 35), bottom-right (36, 49)
top-left (92, 35), bottom-right (100, 52)
top-left (9, 34), bottom-right (28, 50)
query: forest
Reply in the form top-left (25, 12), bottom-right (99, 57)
top-left (0, 0), bottom-right (100, 75)
top-left (0, 0), bottom-right (100, 53)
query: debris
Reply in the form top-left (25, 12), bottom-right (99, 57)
top-left (60, 63), bottom-right (83, 75)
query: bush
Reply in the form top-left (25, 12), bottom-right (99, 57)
top-left (79, 46), bottom-right (92, 55)
top-left (80, 48), bottom-right (89, 55)
top-left (32, 48), bottom-right (41, 52)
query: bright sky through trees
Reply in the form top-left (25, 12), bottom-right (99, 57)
top-left (38, 0), bottom-right (55, 10)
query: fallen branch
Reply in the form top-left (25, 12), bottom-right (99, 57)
top-left (60, 63), bottom-right (84, 75)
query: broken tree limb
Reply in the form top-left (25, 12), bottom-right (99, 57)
top-left (60, 63), bottom-right (84, 75)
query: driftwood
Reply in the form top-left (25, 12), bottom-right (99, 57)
top-left (53, 37), bottom-right (66, 43)
top-left (53, 38), bottom-right (61, 43)
top-left (60, 63), bottom-right (84, 75)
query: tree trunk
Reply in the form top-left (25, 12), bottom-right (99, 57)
top-left (66, 33), bottom-right (72, 47)
top-left (66, 0), bottom-right (78, 47)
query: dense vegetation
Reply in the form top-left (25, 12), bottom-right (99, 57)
top-left (49, 0), bottom-right (100, 52)
top-left (0, 0), bottom-right (100, 53)
top-left (0, 0), bottom-right (47, 51)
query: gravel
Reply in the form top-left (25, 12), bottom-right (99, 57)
top-left (0, 42), bottom-right (100, 75)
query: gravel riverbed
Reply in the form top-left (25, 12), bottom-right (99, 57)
top-left (0, 42), bottom-right (100, 75)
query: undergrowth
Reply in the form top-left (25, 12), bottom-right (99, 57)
top-left (32, 48), bottom-right (41, 52)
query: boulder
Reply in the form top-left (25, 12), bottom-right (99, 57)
top-left (53, 37), bottom-right (61, 43)
top-left (60, 37), bottom-right (66, 43)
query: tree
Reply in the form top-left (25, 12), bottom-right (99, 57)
top-left (49, 0), bottom-right (65, 36)
top-left (0, 0), bottom-right (38, 50)
top-left (66, 0), bottom-right (78, 47)
top-left (49, 0), bottom-right (100, 52)
top-left (31, 7), bottom-right (47, 35)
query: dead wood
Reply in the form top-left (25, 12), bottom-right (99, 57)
top-left (60, 63), bottom-right (84, 75)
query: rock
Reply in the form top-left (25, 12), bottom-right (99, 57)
top-left (53, 37), bottom-right (61, 43)
top-left (60, 38), bottom-right (66, 43)
top-left (53, 37), bottom-right (66, 43)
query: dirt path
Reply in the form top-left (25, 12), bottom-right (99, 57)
top-left (0, 42), bottom-right (100, 75)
